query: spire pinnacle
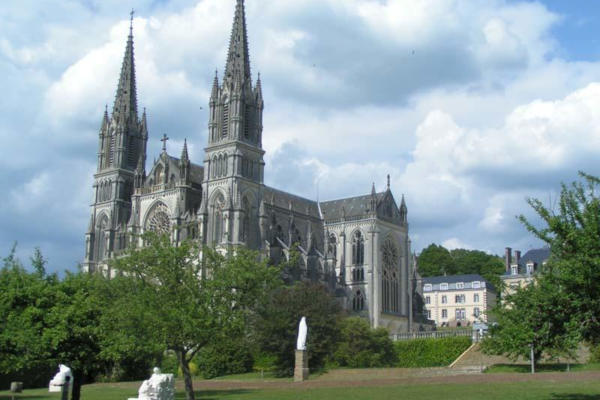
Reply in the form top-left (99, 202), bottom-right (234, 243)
top-left (129, 9), bottom-right (135, 37)
top-left (211, 69), bottom-right (219, 100)
top-left (387, 174), bottom-right (391, 190)
top-left (224, 0), bottom-right (251, 84)
top-left (181, 139), bottom-right (189, 162)
top-left (112, 12), bottom-right (138, 122)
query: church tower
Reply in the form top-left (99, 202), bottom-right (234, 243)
top-left (84, 16), bottom-right (148, 273)
top-left (199, 0), bottom-right (264, 250)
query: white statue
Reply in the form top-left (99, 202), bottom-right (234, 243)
top-left (129, 367), bottom-right (175, 400)
top-left (297, 316), bottom-right (308, 351)
top-left (49, 364), bottom-right (73, 392)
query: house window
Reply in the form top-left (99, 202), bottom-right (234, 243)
top-left (455, 308), bottom-right (466, 320)
top-left (440, 283), bottom-right (448, 290)
top-left (472, 281), bottom-right (481, 289)
top-left (442, 309), bottom-right (448, 319)
top-left (474, 294), bottom-right (480, 303)
top-left (425, 296), bottom-right (431, 305)
top-left (455, 294), bottom-right (465, 304)
top-left (474, 307), bottom-right (480, 318)
top-left (424, 284), bottom-right (432, 292)
top-left (511, 265), bottom-right (518, 275)
top-left (427, 310), bottom-right (431, 319)
top-left (441, 295), bottom-right (447, 304)
top-left (527, 263), bottom-right (534, 275)
top-left (456, 282), bottom-right (464, 289)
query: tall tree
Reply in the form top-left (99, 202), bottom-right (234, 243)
top-left (519, 172), bottom-right (600, 344)
top-left (111, 233), bottom-right (281, 400)
top-left (417, 244), bottom-right (456, 276)
top-left (481, 276), bottom-right (580, 368)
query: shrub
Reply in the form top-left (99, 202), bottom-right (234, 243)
top-left (160, 353), bottom-right (179, 376)
top-left (395, 336), bottom-right (471, 368)
top-left (195, 338), bottom-right (253, 379)
top-left (333, 318), bottom-right (397, 368)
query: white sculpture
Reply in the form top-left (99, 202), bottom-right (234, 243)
top-left (129, 367), bottom-right (175, 400)
top-left (297, 316), bottom-right (308, 351)
top-left (49, 364), bottom-right (73, 392)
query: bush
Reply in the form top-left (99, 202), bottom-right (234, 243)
top-left (333, 318), bottom-right (397, 368)
top-left (160, 353), bottom-right (179, 376)
top-left (195, 338), bottom-right (253, 379)
top-left (395, 336), bottom-right (471, 368)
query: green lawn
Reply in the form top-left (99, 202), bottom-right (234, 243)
top-left (2, 379), bottom-right (600, 400)
top-left (486, 363), bottom-right (600, 374)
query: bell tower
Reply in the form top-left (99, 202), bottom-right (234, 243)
top-left (199, 0), bottom-right (264, 250)
top-left (84, 13), bottom-right (148, 273)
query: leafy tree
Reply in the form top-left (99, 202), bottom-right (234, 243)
top-left (111, 233), bottom-right (281, 400)
top-left (253, 281), bottom-right (343, 376)
top-left (481, 276), bottom-right (580, 368)
top-left (332, 317), bottom-right (397, 368)
top-left (417, 244), bottom-right (456, 276)
top-left (519, 172), bottom-right (600, 345)
top-left (30, 247), bottom-right (47, 277)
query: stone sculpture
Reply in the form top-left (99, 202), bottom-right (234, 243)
top-left (48, 364), bottom-right (73, 393)
top-left (128, 368), bottom-right (175, 400)
top-left (297, 316), bottom-right (307, 351)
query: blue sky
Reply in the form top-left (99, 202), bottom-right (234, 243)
top-left (2, 0), bottom-right (600, 273)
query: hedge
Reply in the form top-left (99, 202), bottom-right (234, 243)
top-left (395, 336), bottom-right (471, 368)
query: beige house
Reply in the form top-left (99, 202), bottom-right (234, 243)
top-left (422, 274), bottom-right (496, 328)
top-left (501, 247), bottom-right (549, 297)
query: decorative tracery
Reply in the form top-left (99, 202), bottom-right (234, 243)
top-left (145, 203), bottom-right (171, 236)
top-left (382, 237), bottom-right (400, 314)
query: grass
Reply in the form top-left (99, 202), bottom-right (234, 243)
top-left (485, 363), bottom-right (600, 374)
top-left (2, 378), bottom-right (600, 400)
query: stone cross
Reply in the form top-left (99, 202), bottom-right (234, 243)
top-left (161, 134), bottom-right (169, 152)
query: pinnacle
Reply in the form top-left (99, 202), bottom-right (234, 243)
top-left (112, 13), bottom-right (138, 123)
top-left (181, 139), bottom-right (189, 162)
top-left (224, 0), bottom-right (251, 84)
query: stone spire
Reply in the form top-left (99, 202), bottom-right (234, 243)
top-left (112, 11), bottom-right (138, 123)
top-left (224, 0), bottom-right (251, 84)
top-left (180, 139), bottom-right (189, 162)
top-left (210, 70), bottom-right (219, 100)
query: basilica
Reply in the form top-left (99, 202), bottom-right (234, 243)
top-left (83, 0), bottom-right (427, 334)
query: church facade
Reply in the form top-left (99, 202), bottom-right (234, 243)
top-left (83, 0), bottom-right (426, 334)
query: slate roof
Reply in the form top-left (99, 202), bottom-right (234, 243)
top-left (167, 155), bottom-right (204, 186)
top-left (422, 274), bottom-right (488, 285)
top-left (320, 192), bottom-right (384, 220)
top-left (264, 186), bottom-right (321, 219)
top-left (520, 247), bottom-right (550, 266)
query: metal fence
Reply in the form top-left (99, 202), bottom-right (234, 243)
top-left (391, 329), bottom-right (474, 341)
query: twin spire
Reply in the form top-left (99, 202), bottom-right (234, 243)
top-left (112, 10), bottom-right (138, 125)
top-left (224, 0), bottom-right (251, 84)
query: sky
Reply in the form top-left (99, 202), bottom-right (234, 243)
top-left (2, 0), bottom-right (600, 273)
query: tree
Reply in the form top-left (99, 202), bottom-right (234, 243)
top-left (253, 281), bottom-right (343, 376)
top-left (111, 233), bottom-right (281, 400)
top-left (417, 244), bottom-right (456, 276)
top-left (519, 172), bottom-right (600, 345)
top-left (481, 277), bottom-right (580, 369)
top-left (332, 317), bottom-right (397, 368)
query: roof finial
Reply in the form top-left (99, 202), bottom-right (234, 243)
top-left (161, 133), bottom-right (169, 152)
top-left (129, 9), bottom-right (135, 36)
top-left (387, 174), bottom-right (391, 190)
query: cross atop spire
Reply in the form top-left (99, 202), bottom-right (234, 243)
top-left (112, 11), bottom-right (138, 122)
top-left (129, 9), bottom-right (135, 36)
top-left (161, 134), bottom-right (169, 152)
top-left (224, 0), bottom-right (251, 84)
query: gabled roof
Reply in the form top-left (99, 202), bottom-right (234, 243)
top-left (320, 192), bottom-right (383, 220)
top-left (520, 247), bottom-right (550, 266)
top-left (423, 274), bottom-right (488, 285)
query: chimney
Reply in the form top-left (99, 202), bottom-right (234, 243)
top-left (505, 247), bottom-right (512, 273)
top-left (514, 250), bottom-right (521, 267)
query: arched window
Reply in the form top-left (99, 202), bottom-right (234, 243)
top-left (223, 154), bottom-right (228, 176)
top-left (222, 102), bottom-right (229, 138)
top-left (96, 214), bottom-right (109, 260)
top-left (382, 237), bottom-right (400, 314)
top-left (212, 193), bottom-right (226, 244)
top-left (241, 197), bottom-right (250, 242)
top-left (352, 231), bottom-right (364, 266)
top-left (212, 156), bottom-right (217, 178)
top-left (353, 290), bottom-right (365, 311)
top-left (144, 202), bottom-right (171, 236)
top-left (328, 233), bottom-right (337, 258)
top-left (217, 155), bottom-right (223, 177)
